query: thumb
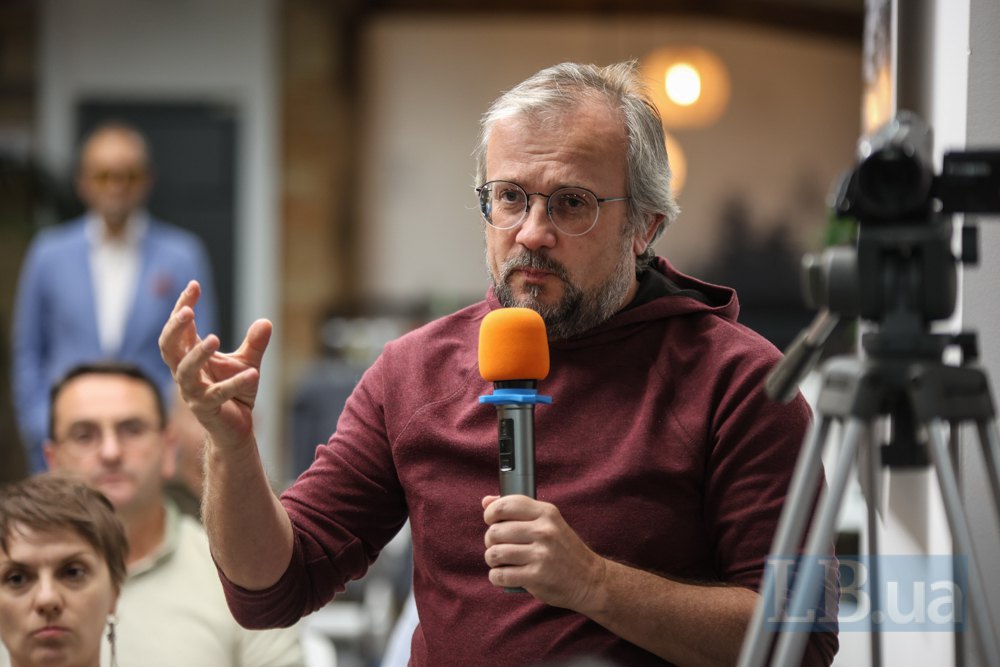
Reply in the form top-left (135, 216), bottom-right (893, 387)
top-left (235, 319), bottom-right (273, 367)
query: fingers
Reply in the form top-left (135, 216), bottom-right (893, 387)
top-left (484, 535), bottom-right (537, 592)
top-left (482, 500), bottom-right (603, 610)
top-left (488, 564), bottom-right (527, 591)
top-left (175, 334), bottom-right (262, 414)
top-left (159, 306), bottom-right (199, 371)
top-left (173, 280), bottom-right (202, 312)
top-left (174, 334), bottom-right (221, 395)
top-left (485, 542), bottom-right (533, 570)
top-left (233, 319), bottom-right (273, 368)
top-left (483, 496), bottom-right (553, 550)
top-left (160, 282), bottom-right (203, 370)
top-left (482, 494), bottom-right (542, 525)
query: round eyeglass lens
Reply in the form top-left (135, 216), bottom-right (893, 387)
top-left (479, 181), bottom-right (526, 229)
top-left (548, 188), bottom-right (599, 235)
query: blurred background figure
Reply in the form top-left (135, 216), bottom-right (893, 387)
top-left (11, 121), bottom-right (218, 473)
top-left (0, 474), bottom-right (128, 667)
top-left (379, 592), bottom-right (417, 667)
top-left (42, 362), bottom-right (303, 667)
top-left (291, 311), bottom-right (418, 667)
top-left (164, 386), bottom-right (208, 520)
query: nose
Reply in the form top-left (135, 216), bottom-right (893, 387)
top-left (98, 428), bottom-right (125, 462)
top-left (514, 194), bottom-right (557, 251)
top-left (35, 574), bottom-right (63, 617)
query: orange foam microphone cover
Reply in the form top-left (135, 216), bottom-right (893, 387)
top-left (478, 308), bottom-right (549, 382)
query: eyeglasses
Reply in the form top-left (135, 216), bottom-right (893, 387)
top-left (476, 180), bottom-right (629, 237)
top-left (56, 419), bottom-right (159, 450)
top-left (86, 168), bottom-right (147, 187)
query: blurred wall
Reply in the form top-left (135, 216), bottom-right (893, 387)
top-left (0, 1), bottom-right (36, 483)
top-left (963, 0), bottom-right (1000, 663)
top-left (873, 0), bottom-right (969, 663)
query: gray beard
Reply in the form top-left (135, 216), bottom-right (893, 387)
top-left (489, 241), bottom-right (635, 341)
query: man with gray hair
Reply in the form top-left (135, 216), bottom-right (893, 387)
top-left (160, 61), bottom-right (837, 666)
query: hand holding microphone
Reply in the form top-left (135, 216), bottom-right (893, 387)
top-left (478, 310), bottom-right (605, 606)
top-left (478, 308), bottom-right (551, 593)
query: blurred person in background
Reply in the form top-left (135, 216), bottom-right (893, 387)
top-left (164, 386), bottom-right (208, 520)
top-left (0, 474), bottom-right (127, 667)
top-left (12, 121), bottom-right (218, 473)
top-left (43, 362), bottom-right (303, 667)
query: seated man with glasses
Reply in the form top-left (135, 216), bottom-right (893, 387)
top-left (43, 362), bottom-right (305, 667)
top-left (161, 61), bottom-right (838, 666)
top-left (12, 121), bottom-right (218, 474)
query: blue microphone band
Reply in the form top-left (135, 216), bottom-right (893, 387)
top-left (479, 387), bottom-right (553, 406)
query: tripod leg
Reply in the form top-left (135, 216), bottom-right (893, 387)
top-left (772, 417), bottom-right (867, 667)
top-left (948, 425), bottom-right (966, 667)
top-left (927, 420), bottom-right (1000, 667)
top-left (863, 427), bottom-right (883, 667)
top-left (976, 421), bottom-right (1000, 525)
top-left (737, 416), bottom-right (834, 667)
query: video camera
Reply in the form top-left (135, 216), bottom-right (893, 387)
top-left (767, 110), bottom-right (1000, 402)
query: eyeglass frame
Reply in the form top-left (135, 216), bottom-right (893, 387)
top-left (53, 418), bottom-right (162, 451)
top-left (475, 179), bottom-right (630, 237)
top-left (84, 167), bottom-right (149, 188)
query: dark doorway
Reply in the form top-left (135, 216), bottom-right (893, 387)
top-left (77, 101), bottom-right (238, 349)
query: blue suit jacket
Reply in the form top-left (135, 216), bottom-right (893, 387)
top-left (12, 215), bottom-right (218, 472)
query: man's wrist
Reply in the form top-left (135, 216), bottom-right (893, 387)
top-left (576, 554), bottom-right (612, 620)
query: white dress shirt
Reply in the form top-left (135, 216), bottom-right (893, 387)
top-left (85, 212), bottom-right (148, 354)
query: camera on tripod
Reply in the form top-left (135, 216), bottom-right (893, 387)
top-left (741, 111), bottom-right (1000, 667)
top-left (767, 110), bottom-right (1000, 404)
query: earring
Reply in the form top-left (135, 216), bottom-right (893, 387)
top-left (106, 614), bottom-right (118, 667)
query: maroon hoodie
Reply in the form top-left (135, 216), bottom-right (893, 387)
top-left (221, 257), bottom-right (838, 666)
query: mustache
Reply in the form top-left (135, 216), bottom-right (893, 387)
top-left (499, 251), bottom-right (571, 283)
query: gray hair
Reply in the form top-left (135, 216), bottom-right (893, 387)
top-left (473, 61), bottom-right (679, 270)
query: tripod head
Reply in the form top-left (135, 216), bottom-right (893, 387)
top-left (767, 111), bottom-right (1000, 405)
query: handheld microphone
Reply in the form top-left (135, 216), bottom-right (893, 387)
top-left (478, 307), bottom-right (552, 497)
top-left (478, 308), bottom-right (552, 593)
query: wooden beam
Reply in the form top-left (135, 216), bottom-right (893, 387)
top-left (349, 0), bottom-right (863, 43)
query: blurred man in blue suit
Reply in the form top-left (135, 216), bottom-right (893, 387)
top-left (12, 121), bottom-right (218, 473)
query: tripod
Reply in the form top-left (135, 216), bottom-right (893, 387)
top-left (737, 328), bottom-right (1000, 667)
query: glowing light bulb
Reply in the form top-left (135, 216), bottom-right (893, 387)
top-left (665, 63), bottom-right (701, 107)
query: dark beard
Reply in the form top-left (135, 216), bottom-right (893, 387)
top-left (490, 244), bottom-right (635, 341)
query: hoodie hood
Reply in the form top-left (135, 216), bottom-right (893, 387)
top-left (485, 256), bottom-right (740, 348)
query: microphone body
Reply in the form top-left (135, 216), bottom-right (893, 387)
top-left (480, 383), bottom-right (551, 499)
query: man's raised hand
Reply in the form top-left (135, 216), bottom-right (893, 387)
top-left (159, 280), bottom-right (273, 451)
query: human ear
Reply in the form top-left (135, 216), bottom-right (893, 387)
top-left (633, 213), bottom-right (664, 256)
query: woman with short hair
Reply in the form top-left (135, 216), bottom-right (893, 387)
top-left (0, 475), bottom-right (128, 667)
